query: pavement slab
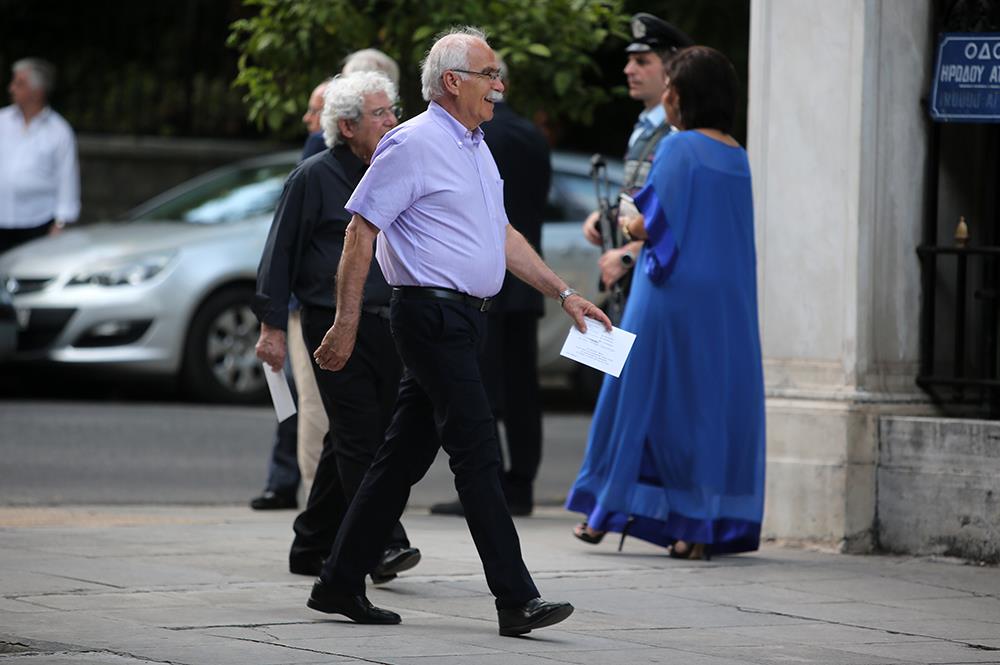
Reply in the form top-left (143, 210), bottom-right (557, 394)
top-left (1, 506), bottom-right (998, 665)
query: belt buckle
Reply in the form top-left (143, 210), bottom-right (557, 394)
top-left (479, 297), bottom-right (490, 312)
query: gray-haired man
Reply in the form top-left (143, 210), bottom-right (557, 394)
top-left (0, 58), bottom-right (79, 253)
top-left (253, 71), bottom-right (420, 587)
top-left (308, 27), bottom-right (611, 637)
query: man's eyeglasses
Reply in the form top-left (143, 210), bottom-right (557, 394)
top-left (367, 104), bottom-right (402, 120)
top-left (451, 68), bottom-right (502, 82)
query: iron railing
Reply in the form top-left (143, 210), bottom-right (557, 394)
top-left (917, 231), bottom-right (1000, 410)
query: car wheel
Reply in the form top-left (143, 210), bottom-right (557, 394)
top-left (182, 286), bottom-right (265, 403)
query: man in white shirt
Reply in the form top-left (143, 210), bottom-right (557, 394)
top-left (0, 58), bottom-right (80, 254)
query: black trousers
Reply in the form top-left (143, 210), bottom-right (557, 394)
top-left (290, 308), bottom-right (409, 562)
top-left (480, 311), bottom-right (542, 502)
top-left (0, 220), bottom-right (54, 255)
top-left (321, 295), bottom-right (539, 609)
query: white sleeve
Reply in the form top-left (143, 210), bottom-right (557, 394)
top-left (54, 123), bottom-right (80, 223)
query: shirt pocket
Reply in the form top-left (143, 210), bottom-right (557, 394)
top-left (493, 177), bottom-right (507, 225)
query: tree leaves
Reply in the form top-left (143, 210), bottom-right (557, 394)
top-left (226, 0), bottom-right (627, 136)
top-left (526, 43), bottom-right (551, 58)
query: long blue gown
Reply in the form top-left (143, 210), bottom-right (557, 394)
top-left (566, 130), bottom-right (765, 554)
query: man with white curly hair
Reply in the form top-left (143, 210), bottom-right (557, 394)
top-left (302, 48), bottom-right (401, 159)
top-left (253, 70), bottom-right (421, 587)
top-left (308, 26), bottom-right (611, 636)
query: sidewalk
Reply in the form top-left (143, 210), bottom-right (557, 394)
top-left (1, 505), bottom-right (998, 665)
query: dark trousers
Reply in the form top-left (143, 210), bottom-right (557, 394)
top-left (0, 220), bottom-right (54, 255)
top-left (481, 311), bottom-right (542, 502)
top-left (263, 358), bottom-right (300, 497)
top-left (290, 307), bottom-right (408, 561)
top-left (321, 295), bottom-right (539, 609)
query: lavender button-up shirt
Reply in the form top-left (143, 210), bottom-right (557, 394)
top-left (345, 101), bottom-right (509, 299)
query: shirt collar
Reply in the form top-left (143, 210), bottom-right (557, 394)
top-left (428, 100), bottom-right (484, 147)
top-left (638, 103), bottom-right (666, 129)
top-left (332, 142), bottom-right (367, 182)
top-left (9, 105), bottom-right (52, 126)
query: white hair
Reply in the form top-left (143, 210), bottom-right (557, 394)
top-left (342, 48), bottom-right (400, 86)
top-left (420, 26), bottom-right (488, 102)
top-left (321, 71), bottom-right (397, 148)
top-left (13, 58), bottom-right (55, 95)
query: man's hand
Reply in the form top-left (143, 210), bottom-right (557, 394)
top-left (563, 294), bottom-right (612, 333)
top-left (312, 320), bottom-right (358, 372)
top-left (255, 323), bottom-right (287, 372)
top-left (48, 223), bottom-right (64, 237)
top-left (582, 210), bottom-right (602, 246)
top-left (598, 247), bottom-right (634, 289)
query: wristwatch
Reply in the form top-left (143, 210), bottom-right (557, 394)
top-left (558, 288), bottom-right (579, 307)
top-left (620, 251), bottom-right (635, 268)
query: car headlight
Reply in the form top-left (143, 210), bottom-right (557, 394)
top-left (68, 251), bottom-right (176, 287)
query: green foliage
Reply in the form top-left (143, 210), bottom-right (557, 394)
top-left (227, 0), bottom-right (628, 136)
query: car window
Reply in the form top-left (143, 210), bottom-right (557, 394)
top-left (131, 164), bottom-right (293, 224)
top-left (546, 172), bottom-right (598, 222)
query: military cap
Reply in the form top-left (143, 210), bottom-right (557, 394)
top-left (626, 13), bottom-right (693, 54)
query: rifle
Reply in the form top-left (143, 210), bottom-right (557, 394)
top-left (590, 154), bottom-right (624, 324)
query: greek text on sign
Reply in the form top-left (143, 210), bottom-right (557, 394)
top-left (930, 33), bottom-right (1000, 123)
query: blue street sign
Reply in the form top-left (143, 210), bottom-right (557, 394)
top-left (930, 33), bottom-right (1000, 123)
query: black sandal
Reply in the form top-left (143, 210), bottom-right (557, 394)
top-left (573, 522), bottom-right (606, 545)
top-left (669, 540), bottom-right (712, 561)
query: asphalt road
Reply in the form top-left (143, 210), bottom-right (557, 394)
top-left (0, 398), bottom-right (593, 509)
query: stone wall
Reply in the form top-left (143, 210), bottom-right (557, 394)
top-left (77, 135), bottom-right (291, 223)
top-left (878, 417), bottom-right (1000, 563)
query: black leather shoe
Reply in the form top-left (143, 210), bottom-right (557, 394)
top-left (370, 546), bottom-right (421, 585)
top-left (307, 579), bottom-right (401, 624)
top-left (429, 499), bottom-right (464, 516)
top-left (497, 597), bottom-right (574, 636)
top-left (289, 553), bottom-right (324, 576)
top-left (249, 491), bottom-right (297, 510)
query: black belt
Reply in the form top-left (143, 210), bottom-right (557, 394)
top-left (391, 286), bottom-right (493, 312)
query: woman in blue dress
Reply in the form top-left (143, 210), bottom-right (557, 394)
top-left (566, 46), bottom-right (765, 560)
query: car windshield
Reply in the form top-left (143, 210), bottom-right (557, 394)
top-left (131, 164), bottom-right (293, 224)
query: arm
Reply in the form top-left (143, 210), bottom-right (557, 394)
top-left (597, 240), bottom-right (645, 289)
top-left (505, 226), bottom-right (611, 332)
top-left (52, 126), bottom-right (80, 234)
top-left (621, 213), bottom-right (648, 242)
top-left (253, 174), bottom-right (311, 370)
top-left (312, 213), bottom-right (379, 371)
top-left (581, 210), bottom-right (602, 246)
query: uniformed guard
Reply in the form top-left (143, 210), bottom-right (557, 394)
top-left (583, 13), bottom-right (693, 299)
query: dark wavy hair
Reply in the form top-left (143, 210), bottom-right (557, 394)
top-left (663, 46), bottom-right (739, 133)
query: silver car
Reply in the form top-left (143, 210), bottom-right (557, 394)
top-left (0, 150), bottom-right (621, 403)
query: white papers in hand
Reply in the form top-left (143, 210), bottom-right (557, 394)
top-left (559, 317), bottom-right (636, 378)
top-left (263, 364), bottom-right (297, 422)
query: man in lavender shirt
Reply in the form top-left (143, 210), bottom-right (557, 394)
top-left (308, 27), bottom-right (611, 637)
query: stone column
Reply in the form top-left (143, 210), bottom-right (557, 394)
top-left (748, 0), bottom-right (936, 550)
